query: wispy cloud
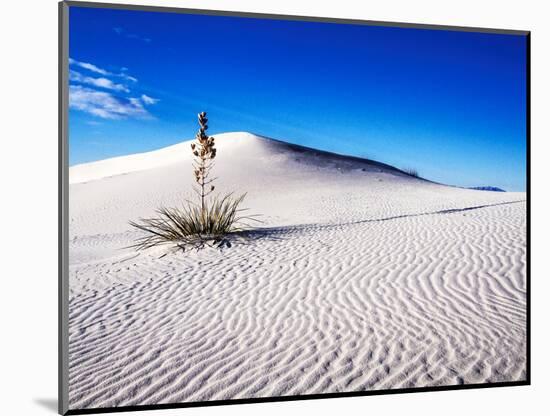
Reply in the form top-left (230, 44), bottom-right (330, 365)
top-left (121, 73), bottom-right (138, 83)
top-left (69, 58), bottom-right (109, 75)
top-left (113, 27), bottom-right (152, 43)
top-left (69, 58), bottom-right (138, 82)
top-left (118, 66), bottom-right (138, 82)
top-left (69, 85), bottom-right (154, 120)
top-left (69, 58), bottom-right (158, 120)
top-left (141, 94), bottom-right (159, 105)
top-left (70, 70), bottom-right (129, 93)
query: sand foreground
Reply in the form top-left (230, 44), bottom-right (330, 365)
top-left (68, 133), bottom-right (527, 409)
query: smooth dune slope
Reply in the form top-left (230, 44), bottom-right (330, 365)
top-left (68, 132), bottom-right (527, 409)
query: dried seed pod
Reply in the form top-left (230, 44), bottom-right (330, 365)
top-left (191, 111), bottom-right (220, 210)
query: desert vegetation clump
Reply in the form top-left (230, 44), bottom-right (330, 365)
top-left (129, 112), bottom-right (258, 251)
top-left (403, 167), bottom-right (420, 178)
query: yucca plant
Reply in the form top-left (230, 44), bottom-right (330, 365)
top-left (129, 112), bottom-right (258, 251)
top-left (129, 194), bottom-right (257, 250)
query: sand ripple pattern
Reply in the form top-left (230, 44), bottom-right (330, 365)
top-left (68, 201), bottom-right (526, 409)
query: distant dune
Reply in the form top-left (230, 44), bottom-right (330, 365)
top-left (68, 132), bottom-right (527, 409)
top-left (469, 186), bottom-right (507, 192)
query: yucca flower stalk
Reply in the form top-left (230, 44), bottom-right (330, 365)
top-left (192, 112), bottom-right (217, 211)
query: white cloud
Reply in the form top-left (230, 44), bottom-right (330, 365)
top-left (113, 27), bottom-right (152, 43)
top-left (69, 58), bottom-right (110, 76)
top-left (69, 58), bottom-right (138, 83)
top-left (68, 59), bottom-right (158, 120)
top-left (92, 77), bottom-right (129, 92)
top-left (141, 94), bottom-right (159, 105)
top-left (70, 70), bottom-right (129, 93)
top-left (121, 74), bottom-right (138, 83)
top-left (69, 85), bottom-right (151, 119)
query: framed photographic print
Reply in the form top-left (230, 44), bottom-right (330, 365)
top-left (59, 1), bottom-right (530, 414)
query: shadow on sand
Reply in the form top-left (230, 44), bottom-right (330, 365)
top-left (230, 199), bottom-right (526, 244)
top-left (157, 199), bottom-right (525, 254)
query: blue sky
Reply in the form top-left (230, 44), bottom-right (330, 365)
top-left (68, 6), bottom-right (527, 191)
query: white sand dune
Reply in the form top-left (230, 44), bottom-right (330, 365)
top-left (68, 132), bottom-right (527, 410)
